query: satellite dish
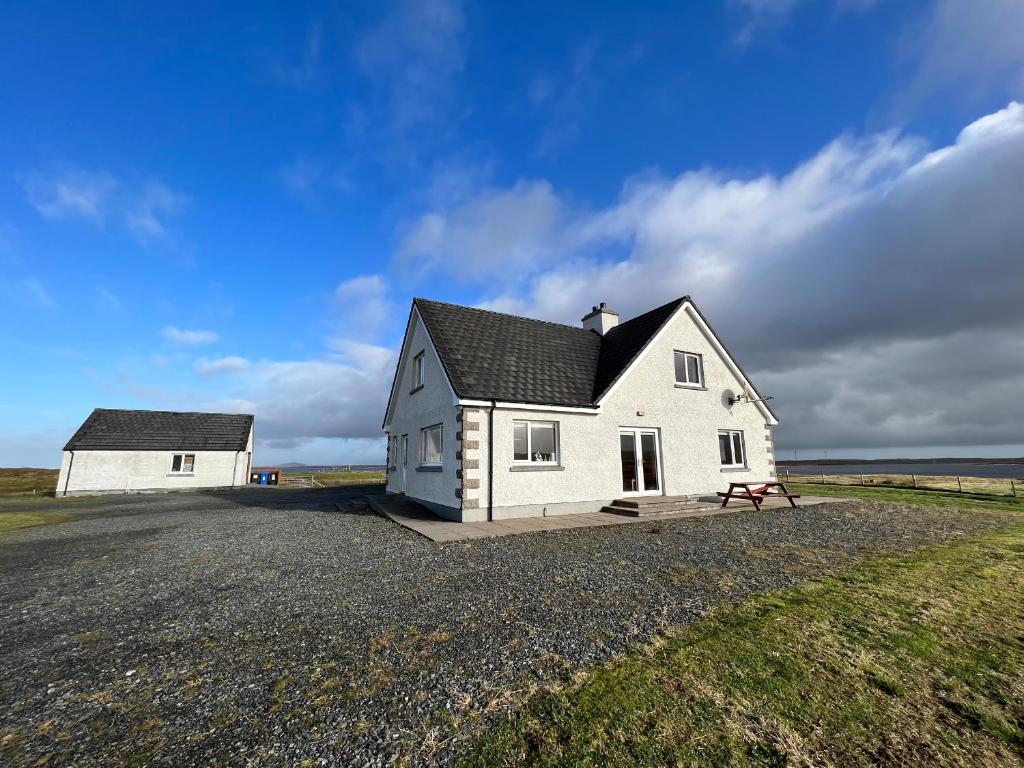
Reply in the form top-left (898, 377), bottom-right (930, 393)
top-left (722, 388), bottom-right (737, 408)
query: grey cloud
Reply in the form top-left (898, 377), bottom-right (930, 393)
top-left (406, 103), bottom-right (1024, 452)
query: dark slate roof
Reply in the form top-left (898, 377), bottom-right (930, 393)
top-left (592, 297), bottom-right (686, 400)
top-left (412, 297), bottom-right (691, 408)
top-left (414, 299), bottom-right (602, 407)
top-left (409, 296), bottom-right (778, 420)
top-left (64, 409), bottom-right (254, 451)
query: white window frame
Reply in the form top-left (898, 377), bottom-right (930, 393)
top-left (419, 424), bottom-right (443, 467)
top-left (512, 420), bottom-right (559, 465)
top-left (674, 350), bottom-right (704, 388)
top-left (170, 453), bottom-right (196, 474)
top-left (718, 430), bottom-right (746, 468)
top-left (411, 351), bottom-right (425, 390)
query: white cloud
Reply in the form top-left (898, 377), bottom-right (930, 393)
top-left (400, 102), bottom-right (1024, 451)
top-left (14, 278), bottom-right (57, 310)
top-left (24, 170), bottom-right (186, 240)
top-left (211, 350), bottom-right (396, 443)
top-left (280, 155), bottom-right (355, 202)
top-left (898, 0), bottom-right (1024, 109)
top-left (162, 325), bottom-right (219, 347)
top-left (194, 356), bottom-right (250, 378)
top-left (331, 274), bottom-right (397, 341)
top-left (25, 170), bottom-right (118, 220)
top-left (352, 0), bottom-right (467, 162)
top-left (125, 181), bottom-right (189, 238)
top-left (398, 180), bottom-right (569, 280)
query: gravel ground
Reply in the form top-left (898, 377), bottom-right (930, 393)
top-left (0, 487), bottom-right (1009, 766)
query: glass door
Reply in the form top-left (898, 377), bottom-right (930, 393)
top-left (619, 429), bottom-right (662, 495)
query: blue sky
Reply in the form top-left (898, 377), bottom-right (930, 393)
top-left (2, 0), bottom-right (1024, 467)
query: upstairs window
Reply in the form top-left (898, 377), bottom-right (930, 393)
top-left (718, 430), bottom-right (745, 468)
top-left (513, 421), bottom-right (558, 464)
top-left (412, 351), bottom-right (425, 390)
top-left (674, 351), bottom-right (704, 387)
top-left (171, 453), bottom-right (196, 473)
top-left (420, 424), bottom-right (443, 466)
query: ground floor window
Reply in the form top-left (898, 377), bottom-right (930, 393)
top-left (171, 453), bottom-right (195, 473)
top-left (719, 430), bottom-right (745, 468)
top-left (513, 420), bottom-right (558, 463)
top-left (420, 424), bottom-right (443, 466)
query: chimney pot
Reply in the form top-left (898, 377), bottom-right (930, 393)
top-left (581, 301), bottom-right (620, 335)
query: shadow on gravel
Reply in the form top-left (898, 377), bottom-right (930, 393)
top-left (206, 484), bottom-right (385, 511)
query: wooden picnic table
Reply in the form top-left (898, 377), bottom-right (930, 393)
top-left (717, 481), bottom-right (800, 512)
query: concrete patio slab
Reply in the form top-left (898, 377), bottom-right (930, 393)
top-left (367, 493), bottom-right (848, 543)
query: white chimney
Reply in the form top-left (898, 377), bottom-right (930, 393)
top-left (581, 302), bottom-right (619, 335)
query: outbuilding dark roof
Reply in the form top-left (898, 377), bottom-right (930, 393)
top-left (64, 409), bottom-right (253, 452)
top-left (411, 296), bottom-right (693, 408)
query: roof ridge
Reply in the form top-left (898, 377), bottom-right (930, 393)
top-left (414, 297), bottom-right (593, 334)
top-left (605, 296), bottom-right (689, 337)
top-left (91, 407), bottom-right (253, 418)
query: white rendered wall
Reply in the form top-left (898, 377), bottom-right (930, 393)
top-left (384, 311), bottom-right (461, 512)
top-left (488, 304), bottom-right (775, 517)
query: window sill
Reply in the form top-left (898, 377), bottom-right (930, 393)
top-left (416, 465), bottom-right (443, 472)
top-left (674, 382), bottom-right (707, 390)
top-left (409, 384), bottom-right (424, 395)
top-left (720, 467), bottom-right (751, 473)
top-left (167, 473), bottom-right (195, 477)
top-left (509, 464), bottom-right (565, 472)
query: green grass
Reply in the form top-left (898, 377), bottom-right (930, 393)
top-left (465, 486), bottom-right (1024, 767)
top-left (283, 469), bottom-right (386, 487)
top-left (0, 510), bottom-right (79, 534)
top-left (0, 467), bottom-right (59, 496)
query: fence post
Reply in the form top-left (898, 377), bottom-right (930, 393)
top-left (1012, 480), bottom-right (1017, 498)
top-left (821, 470), bottom-right (826, 485)
top-left (957, 476), bottom-right (962, 493)
top-left (860, 473), bottom-right (864, 486)
top-left (912, 474), bottom-right (917, 490)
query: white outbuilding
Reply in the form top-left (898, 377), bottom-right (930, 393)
top-left (57, 408), bottom-right (254, 496)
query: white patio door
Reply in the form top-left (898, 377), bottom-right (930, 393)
top-left (400, 434), bottom-right (409, 492)
top-left (619, 428), bottom-right (662, 495)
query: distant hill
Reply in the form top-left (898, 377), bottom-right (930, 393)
top-left (278, 462), bottom-right (310, 468)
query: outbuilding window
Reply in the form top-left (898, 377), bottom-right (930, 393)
top-left (171, 453), bottom-right (195, 473)
top-left (718, 431), bottom-right (745, 468)
top-left (420, 424), bottom-right (443, 466)
top-left (674, 351), bottom-right (704, 387)
top-left (513, 421), bottom-right (558, 464)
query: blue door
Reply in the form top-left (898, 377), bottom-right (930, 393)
top-left (259, 472), bottom-right (269, 485)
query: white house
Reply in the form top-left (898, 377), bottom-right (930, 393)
top-left (57, 409), bottom-right (254, 496)
top-left (382, 297), bottom-right (779, 522)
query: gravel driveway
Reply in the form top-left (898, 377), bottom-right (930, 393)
top-left (0, 488), bottom-right (1007, 766)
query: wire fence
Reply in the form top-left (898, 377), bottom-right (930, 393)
top-left (781, 469), bottom-right (1020, 498)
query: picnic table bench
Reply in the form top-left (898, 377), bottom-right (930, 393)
top-left (717, 481), bottom-right (800, 512)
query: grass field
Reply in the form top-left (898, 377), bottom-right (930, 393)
top-left (780, 471), bottom-right (1021, 497)
top-left (465, 484), bottom-right (1024, 767)
top-left (282, 469), bottom-right (386, 486)
top-left (0, 467), bottom-right (58, 496)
